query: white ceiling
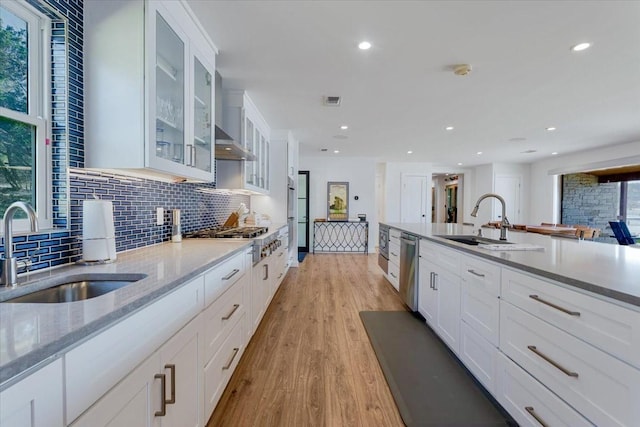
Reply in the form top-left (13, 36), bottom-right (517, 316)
top-left (187, 0), bottom-right (640, 168)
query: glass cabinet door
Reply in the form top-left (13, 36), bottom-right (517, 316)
top-left (244, 116), bottom-right (256, 186)
top-left (155, 12), bottom-right (185, 165)
top-left (192, 56), bottom-right (212, 173)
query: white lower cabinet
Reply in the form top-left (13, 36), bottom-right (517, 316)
top-left (251, 256), bottom-right (272, 335)
top-left (500, 301), bottom-right (640, 427)
top-left (72, 316), bottom-right (203, 427)
top-left (459, 321), bottom-right (498, 395)
top-left (0, 359), bottom-right (63, 427)
top-left (496, 353), bottom-right (593, 427)
top-left (203, 314), bottom-right (246, 417)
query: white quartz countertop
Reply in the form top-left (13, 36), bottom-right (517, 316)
top-left (382, 223), bottom-right (640, 308)
top-left (0, 239), bottom-right (253, 387)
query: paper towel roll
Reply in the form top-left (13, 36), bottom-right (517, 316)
top-left (83, 200), bottom-right (115, 239)
top-left (82, 200), bottom-right (117, 261)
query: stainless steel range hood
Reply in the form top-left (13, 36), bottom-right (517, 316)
top-left (215, 71), bottom-right (255, 161)
top-left (215, 125), bottom-right (256, 161)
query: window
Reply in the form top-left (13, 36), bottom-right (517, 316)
top-left (621, 180), bottom-right (640, 234)
top-left (0, 0), bottom-right (51, 230)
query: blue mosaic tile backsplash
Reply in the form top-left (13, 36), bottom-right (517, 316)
top-left (0, 0), bottom-right (251, 273)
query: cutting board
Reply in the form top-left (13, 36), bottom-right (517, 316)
top-left (223, 212), bottom-right (239, 227)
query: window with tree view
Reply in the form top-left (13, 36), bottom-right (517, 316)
top-left (0, 1), bottom-right (49, 223)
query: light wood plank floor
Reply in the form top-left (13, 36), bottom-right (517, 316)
top-left (207, 253), bottom-right (406, 427)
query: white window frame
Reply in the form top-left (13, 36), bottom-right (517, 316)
top-left (0, 0), bottom-right (52, 234)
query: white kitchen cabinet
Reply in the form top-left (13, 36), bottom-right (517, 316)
top-left (217, 91), bottom-right (271, 193)
top-left (251, 255), bottom-right (273, 333)
top-left (460, 255), bottom-right (500, 346)
top-left (386, 228), bottom-right (401, 290)
top-left (459, 321), bottom-right (498, 394)
top-left (500, 301), bottom-right (640, 427)
top-left (84, 0), bottom-right (216, 182)
top-left (0, 359), bottom-right (63, 427)
top-left (495, 353), bottom-right (593, 427)
top-left (73, 316), bottom-right (203, 427)
top-left (418, 240), bottom-right (461, 354)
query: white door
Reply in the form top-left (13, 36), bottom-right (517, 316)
top-left (401, 174), bottom-right (429, 223)
top-left (494, 174), bottom-right (521, 224)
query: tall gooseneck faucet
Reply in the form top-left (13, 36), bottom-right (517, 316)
top-left (470, 193), bottom-right (510, 241)
top-left (1, 201), bottom-right (39, 287)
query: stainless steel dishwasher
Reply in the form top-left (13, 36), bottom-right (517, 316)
top-left (399, 232), bottom-right (418, 311)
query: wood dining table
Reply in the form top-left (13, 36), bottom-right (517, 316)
top-left (525, 225), bottom-right (577, 235)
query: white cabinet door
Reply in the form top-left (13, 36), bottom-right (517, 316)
top-left (418, 257), bottom-right (437, 326)
top-left (460, 321), bottom-right (498, 395)
top-left (157, 317), bottom-right (203, 427)
top-left (0, 359), bottom-right (63, 427)
top-left (434, 265), bottom-right (461, 354)
top-left (71, 355), bottom-right (159, 427)
top-left (251, 257), bottom-right (269, 334)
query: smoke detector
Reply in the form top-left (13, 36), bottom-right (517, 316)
top-left (323, 96), bottom-right (342, 106)
top-left (453, 64), bottom-right (472, 76)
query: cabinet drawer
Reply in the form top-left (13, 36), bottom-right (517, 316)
top-left (419, 240), bottom-right (459, 274)
top-left (389, 228), bottom-right (401, 244)
top-left (460, 321), bottom-right (498, 395)
top-left (502, 268), bottom-right (640, 369)
top-left (500, 301), bottom-right (640, 427)
top-left (65, 276), bottom-right (204, 423)
top-left (203, 273), bottom-right (247, 362)
top-left (388, 241), bottom-right (400, 266)
top-left (204, 251), bottom-right (246, 307)
top-left (461, 282), bottom-right (500, 346)
top-left (203, 314), bottom-right (246, 418)
top-left (387, 261), bottom-right (400, 290)
top-left (496, 353), bottom-right (593, 427)
top-left (460, 255), bottom-right (501, 297)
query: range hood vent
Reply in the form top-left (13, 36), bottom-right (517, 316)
top-left (215, 126), bottom-right (256, 161)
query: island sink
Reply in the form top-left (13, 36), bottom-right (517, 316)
top-left (4, 273), bottom-right (147, 303)
top-left (437, 235), bottom-right (513, 246)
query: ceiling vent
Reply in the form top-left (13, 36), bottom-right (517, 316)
top-left (323, 96), bottom-right (341, 106)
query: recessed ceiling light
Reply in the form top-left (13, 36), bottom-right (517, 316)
top-left (334, 150), bottom-right (340, 154)
top-left (552, 152), bottom-right (558, 155)
top-left (457, 162), bottom-right (463, 166)
top-left (358, 41), bottom-right (372, 50)
top-left (340, 125), bottom-right (349, 130)
top-left (477, 151), bottom-right (483, 155)
top-left (571, 42), bottom-right (591, 52)
top-left (445, 126), bottom-right (454, 131)
top-left (546, 126), bottom-right (556, 131)
top-left (407, 150), bottom-right (413, 154)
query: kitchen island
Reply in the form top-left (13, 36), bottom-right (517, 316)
top-left (382, 222), bottom-right (640, 427)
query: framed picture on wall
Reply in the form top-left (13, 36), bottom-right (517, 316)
top-left (327, 181), bottom-right (349, 221)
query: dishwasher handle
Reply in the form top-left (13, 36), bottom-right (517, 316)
top-left (400, 237), bottom-right (417, 246)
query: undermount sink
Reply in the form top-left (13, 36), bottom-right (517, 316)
top-left (437, 235), bottom-right (513, 246)
top-left (4, 273), bottom-right (147, 303)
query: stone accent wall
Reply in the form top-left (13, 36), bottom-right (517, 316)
top-left (561, 173), bottom-right (620, 240)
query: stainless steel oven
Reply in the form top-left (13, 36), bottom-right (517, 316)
top-left (378, 224), bottom-right (389, 273)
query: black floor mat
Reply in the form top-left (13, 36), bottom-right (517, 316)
top-left (360, 311), bottom-right (513, 427)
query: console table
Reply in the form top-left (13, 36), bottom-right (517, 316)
top-left (313, 220), bottom-right (369, 254)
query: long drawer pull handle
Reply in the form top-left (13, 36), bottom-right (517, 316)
top-left (222, 269), bottom-right (240, 280)
top-left (429, 272), bottom-right (434, 289)
top-left (467, 269), bottom-right (485, 278)
top-left (390, 252), bottom-right (398, 257)
top-left (154, 373), bottom-right (167, 416)
top-left (222, 304), bottom-right (240, 320)
top-left (222, 347), bottom-right (240, 370)
top-left (527, 345), bottom-right (579, 377)
top-left (165, 364), bottom-right (176, 404)
top-left (529, 295), bottom-right (580, 316)
top-left (525, 406), bottom-right (549, 427)
top-left (390, 272), bottom-right (397, 278)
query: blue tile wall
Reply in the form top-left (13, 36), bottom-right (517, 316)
top-left (1, 0), bottom-right (251, 273)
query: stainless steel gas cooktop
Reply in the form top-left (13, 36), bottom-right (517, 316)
top-left (184, 226), bottom-right (268, 239)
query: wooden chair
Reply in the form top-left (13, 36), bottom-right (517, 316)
top-left (572, 225), bottom-right (600, 240)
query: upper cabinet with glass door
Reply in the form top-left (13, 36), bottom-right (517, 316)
top-left (84, 0), bottom-right (217, 182)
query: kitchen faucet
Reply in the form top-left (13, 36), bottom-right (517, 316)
top-left (470, 193), bottom-right (510, 241)
top-left (1, 201), bottom-right (39, 287)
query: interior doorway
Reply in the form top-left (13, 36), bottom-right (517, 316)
top-left (445, 184), bottom-right (458, 223)
top-left (298, 171), bottom-right (310, 253)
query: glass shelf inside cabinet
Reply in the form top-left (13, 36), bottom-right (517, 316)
top-left (192, 57), bottom-right (212, 173)
top-left (155, 12), bottom-right (184, 164)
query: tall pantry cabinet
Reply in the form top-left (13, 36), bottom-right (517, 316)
top-left (84, 0), bottom-right (216, 182)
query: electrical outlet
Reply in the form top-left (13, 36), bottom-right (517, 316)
top-left (156, 207), bottom-right (164, 225)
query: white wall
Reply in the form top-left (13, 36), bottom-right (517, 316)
top-left (529, 140), bottom-right (640, 224)
top-left (251, 139), bottom-right (288, 223)
top-left (299, 155), bottom-right (378, 252)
